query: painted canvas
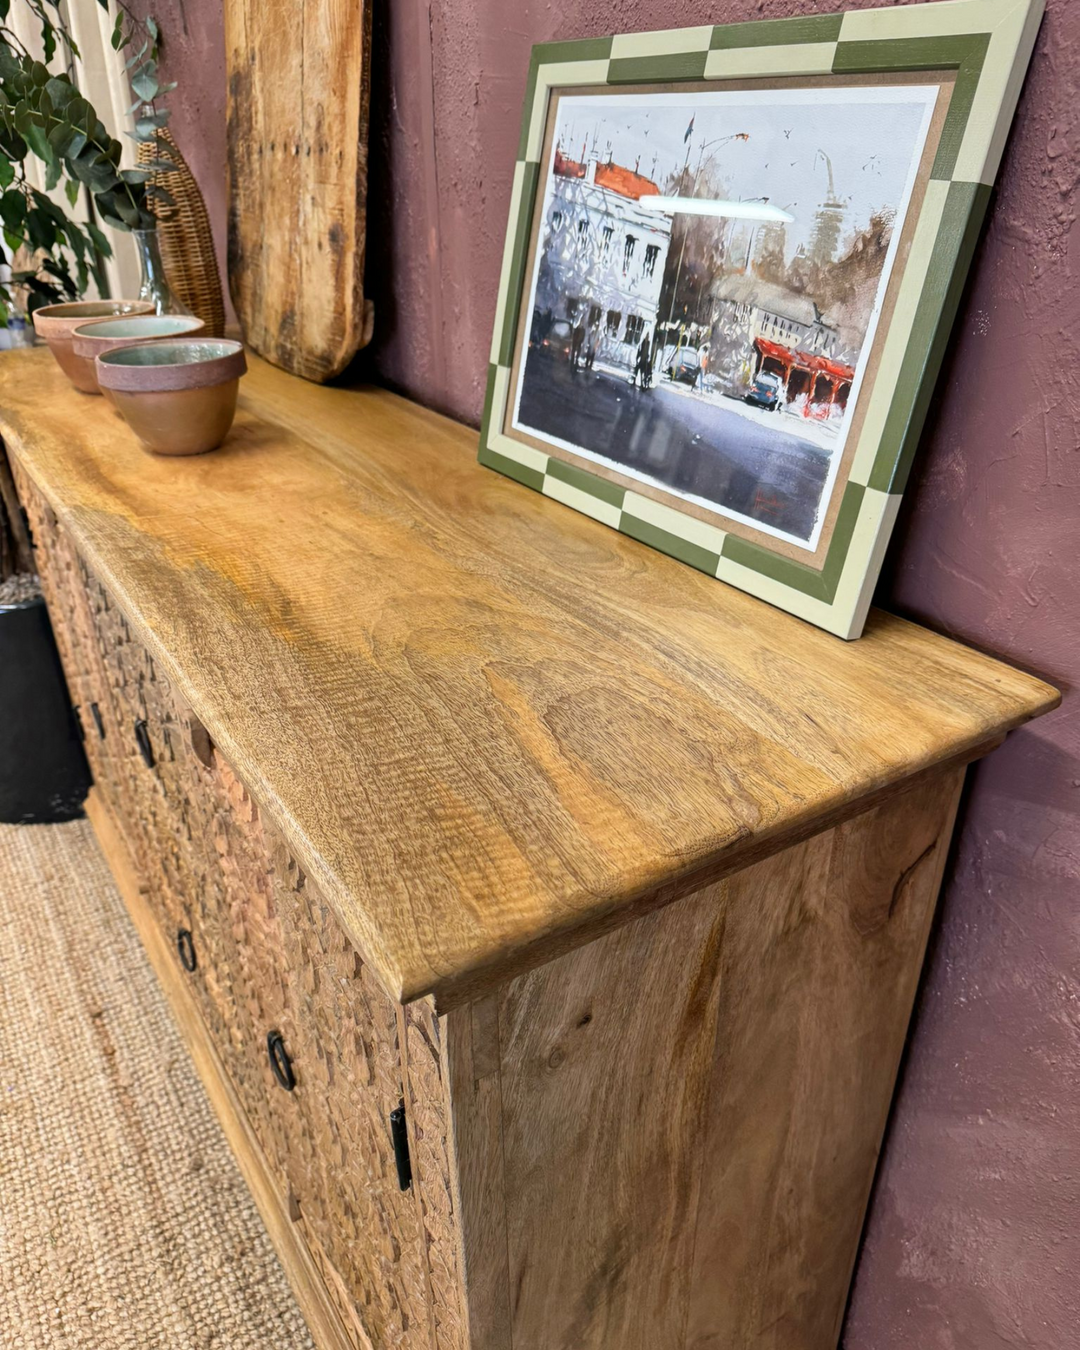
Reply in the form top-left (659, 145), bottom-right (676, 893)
top-left (482, 3), bottom-right (1045, 638)
top-left (513, 85), bottom-right (937, 553)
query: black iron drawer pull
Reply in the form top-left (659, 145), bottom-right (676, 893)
top-left (176, 928), bottom-right (197, 973)
top-left (134, 717), bottom-right (154, 768)
top-left (90, 702), bottom-right (105, 740)
top-left (390, 1102), bottom-right (412, 1191)
top-left (267, 1030), bottom-right (296, 1092)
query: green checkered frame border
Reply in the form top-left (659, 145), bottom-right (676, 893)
top-left (479, 0), bottom-right (1044, 639)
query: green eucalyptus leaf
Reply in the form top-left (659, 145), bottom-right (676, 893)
top-left (120, 167), bottom-right (151, 185)
top-left (130, 67), bottom-right (159, 102)
top-left (66, 96), bottom-right (91, 132)
top-left (30, 61), bottom-right (50, 88)
top-left (22, 120), bottom-right (53, 166)
top-left (124, 40), bottom-right (149, 70)
top-left (44, 153), bottom-right (60, 191)
top-left (44, 75), bottom-right (76, 108)
top-left (145, 15), bottom-right (159, 40)
top-left (47, 121), bottom-right (74, 157)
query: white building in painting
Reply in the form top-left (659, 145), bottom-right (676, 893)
top-left (531, 150), bottom-right (672, 369)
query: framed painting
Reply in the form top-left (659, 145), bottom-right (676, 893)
top-left (480, 0), bottom-right (1044, 638)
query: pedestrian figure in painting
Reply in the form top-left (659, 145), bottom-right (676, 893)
top-left (585, 321), bottom-right (598, 371)
top-left (634, 332), bottom-right (653, 390)
top-left (696, 343), bottom-right (709, 393)
top-left (571, 320), bottom-right (586, 371)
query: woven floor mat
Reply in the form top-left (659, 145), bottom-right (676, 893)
top-left (0, 819), bottom-right (314, 1349)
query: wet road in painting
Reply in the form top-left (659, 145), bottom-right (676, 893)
top-left (516, 349), bottom-right (834, 542)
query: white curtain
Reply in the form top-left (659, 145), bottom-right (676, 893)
top-left (8, 0), bottom-right (140, 299)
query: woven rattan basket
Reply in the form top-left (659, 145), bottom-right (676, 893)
top-left (137, 129), bottom-right (226, 338)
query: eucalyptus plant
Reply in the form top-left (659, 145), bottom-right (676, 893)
top-left (0, 0), bottom-right (175, 323)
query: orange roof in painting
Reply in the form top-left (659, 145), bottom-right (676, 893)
top-left (594, 161), bottom-right (660, 200)
top-left (553, 147), bottom-right (660, 200)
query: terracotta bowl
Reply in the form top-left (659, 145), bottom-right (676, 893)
top-left (72, 315), bottom-right (206, 398)
top-left (95, 339), bottom-right (247, 456)
top-left (32, 300), bottom-right (155, 393)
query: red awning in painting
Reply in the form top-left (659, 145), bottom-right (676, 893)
top-left (755, 337), bottom-right (855, 383)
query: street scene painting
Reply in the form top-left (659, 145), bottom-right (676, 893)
top-left (511, 84), bottom-right (940, 551)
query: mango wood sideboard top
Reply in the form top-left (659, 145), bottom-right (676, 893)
top-left (0, 348), bottom-right (1058, 1007)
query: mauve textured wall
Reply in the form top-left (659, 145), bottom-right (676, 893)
top-left (173, 1), bottom-right (1077, 1346)
top-left (130, 0), bottom-right (230, 319)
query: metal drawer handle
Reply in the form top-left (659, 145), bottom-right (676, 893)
top-left (134, 717), bottom-right (155, 768)
top-left (176, 928), bottom-right (197, 973)
top-left (90, 702), bottom-right (105, 740)
top-left (389, 1103), bottom-right (412, 1191)
top-left (267, 1030), bottom-right (296, 1092)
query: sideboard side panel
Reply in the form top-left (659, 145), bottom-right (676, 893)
top-left (684, 764), bottom-right (964, 1350)
top-left (444, 767), bottom-right (964, 1350)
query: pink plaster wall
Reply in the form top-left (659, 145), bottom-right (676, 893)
top-left (130, 0), bottom-right (230, 322)
top-left (172, 1), bottom-right (1078, 1345)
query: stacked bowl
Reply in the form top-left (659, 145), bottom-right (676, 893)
top-left (32, 301), bottom-right (247, 455)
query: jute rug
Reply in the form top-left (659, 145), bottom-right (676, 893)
top-left (0, 819), bottom-right (315, 1349)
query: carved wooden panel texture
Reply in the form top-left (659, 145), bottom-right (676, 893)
top-left (21, 474), bottom-right (437, 1350)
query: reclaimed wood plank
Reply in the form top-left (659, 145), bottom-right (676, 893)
top-left (225, 0), bottom-right (373, 380)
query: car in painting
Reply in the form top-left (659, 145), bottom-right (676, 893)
top-left (664, 346), bottom-right (701, 386)
top-left (744, 370), bottom-right (785, 411)
top-left (538, 318), bottom-right (575, 360)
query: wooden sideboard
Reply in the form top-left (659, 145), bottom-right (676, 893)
top-left (0, 348), bottom-right (1057, 1350)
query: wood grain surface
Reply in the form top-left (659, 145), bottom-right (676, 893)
top-left (225, 0), bottom-right (373, 380)
top-left (0, 348), bottom-right (1058, 1007)
top-left (434, 767), bottom-right (964, 1350)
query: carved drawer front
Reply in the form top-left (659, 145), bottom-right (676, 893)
top-left (31, 521), bottom-right (431, 1349)
top-left (16, 477), bottom-right (131, 829)
top-left (193, 755), bottom-right (432, 1350)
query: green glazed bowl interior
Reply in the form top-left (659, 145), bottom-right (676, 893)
top-left (100, 340), bottom-right (241, 368)
top-left (75, 315), bottom-right (203, 341)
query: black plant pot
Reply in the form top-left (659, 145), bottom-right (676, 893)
top-left (0, 595), bottom-right (90, 823)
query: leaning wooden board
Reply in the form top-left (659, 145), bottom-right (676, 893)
top-left (225, 0), bottom-right (373, 381)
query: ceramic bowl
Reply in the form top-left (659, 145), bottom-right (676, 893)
top-left (95, 339), bottom-right (247, 456)
top-left (32, 300), bottom-right (155, 393)
top-left (72, 315), bottom-right (206, 398)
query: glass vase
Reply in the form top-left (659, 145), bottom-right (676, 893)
top-left (132, 228), bottom-right (194, 317)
